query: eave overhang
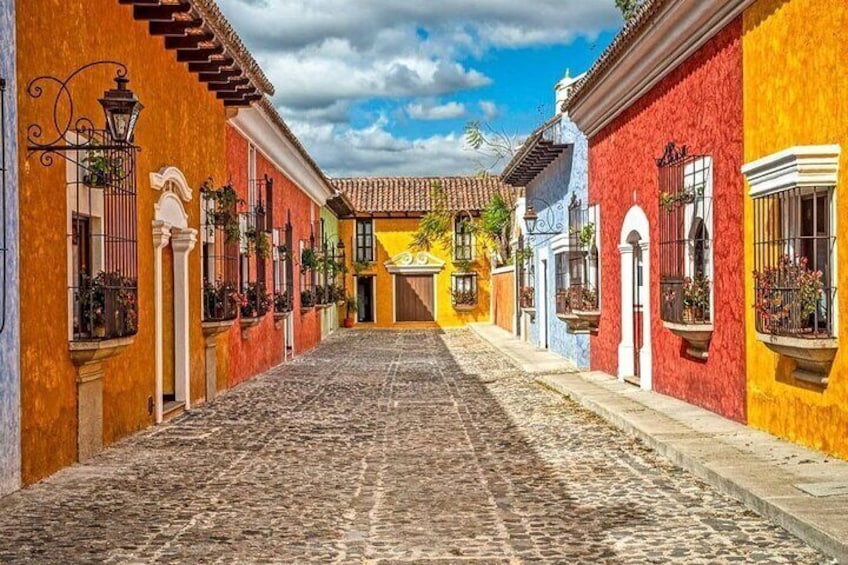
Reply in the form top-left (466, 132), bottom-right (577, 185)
top-left (566, 0), bottom-right (753, 138)
top-left (501, 117), bottom-right (570, 187)
top-left (121, 0), bottom-right (274, 107)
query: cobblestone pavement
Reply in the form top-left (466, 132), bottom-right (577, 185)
top-left (0, 330), bottom-right (834, 563)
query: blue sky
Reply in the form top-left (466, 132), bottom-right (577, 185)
top-left (216, 1), bottom-right (622, 177)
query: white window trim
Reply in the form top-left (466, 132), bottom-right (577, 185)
top-left (743, 145), bottom-right (840, 338)
top-left (453, 214), bottom-right (475, 261)
top-left (742, 145), bottom-right (840, 198)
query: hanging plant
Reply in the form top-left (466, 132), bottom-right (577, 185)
top-left (82, 140), bottom-right (123, 187)
top-left (200, 179), bottom-right (243, 243)
top-left (575, 222), bottom-right (595, 249)
top-left (251, 229), bottom-right (272, 260)
top-left (277, 244), bottom-right (290, 262)
top-left (301, 247), bottom-right (320, 273)
top-left (352, 259), bottom-right (372, 274)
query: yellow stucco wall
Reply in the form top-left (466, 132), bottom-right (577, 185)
top-left (743, 0), bottom-right (848, 457)
top-left (340, 218), bottom-right (491, 328)
top-left (17, 0), bottom-right (227, 483)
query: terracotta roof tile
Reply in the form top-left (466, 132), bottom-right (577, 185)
top-left (332, 177), bottom-right (515, 214)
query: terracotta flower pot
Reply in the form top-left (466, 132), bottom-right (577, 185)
top-left (343, 317), bottom-right (355, 328)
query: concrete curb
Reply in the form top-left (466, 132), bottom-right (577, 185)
top-left (538, 374), bottom-right (848, 564)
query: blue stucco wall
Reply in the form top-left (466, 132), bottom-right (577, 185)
top-left (524, 116), bottom-right (590, 369)
top-left (0, 0), bottom-right (21, 497)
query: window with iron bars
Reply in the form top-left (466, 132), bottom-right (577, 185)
top-left (554, 252), bottom-right (570, 315)
top-left (657, 143), bottom-right (713, 325)
top-left (300, 236), bottom-right (317, 309)
top-left (753, 186), bottom-right (835, 337)
top-left (200, 183), bottom-right (239, 322)
top-left (454, 214), bottom-right (474, 262)
top-left (517, 234), bottom-right (535, 309)
top-left (565, 195), bottom-right (598, 313)
top-left (355, 219), bottom-right (374, 262)
top-left (70, 130), bottom-right (139, 341)
top-left (273, 218), bottom-right (294, 314)
top-left (238, 200), bottom-right (271, 319)
top-left (451, 272), bottom-right (478, 307)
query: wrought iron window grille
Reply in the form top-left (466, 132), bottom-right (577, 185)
top-left (566, 194), bottom-right (599, 313)
top-left (657, 142), bottom-right (713, 325)
top-left (26, 62), bottom-right (141, 341)
top-left (451, 272), bottom-right (478, 307)
top-left (517, 234), bottom-right (535, 309)
top-left (454, 213), bottom-right (474, 262)
top-left (201, 184), bottom-right (239, 323)
top-left (753, 185), bottom-right (835, 337)
top-left (272, 214), bottom-right (295, 314)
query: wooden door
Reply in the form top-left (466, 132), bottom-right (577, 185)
top-left (395, 275), bottom-right (434, 322)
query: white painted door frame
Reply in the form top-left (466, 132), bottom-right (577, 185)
top-left (150, 168), bottom-right (197, 423)
top-left (617, 205), bottom-right (652, 390)
top-left (537, 248), bottom-right (549, 350)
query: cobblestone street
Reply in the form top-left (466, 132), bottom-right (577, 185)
top-left (0, 330), bottom-right (832, 563)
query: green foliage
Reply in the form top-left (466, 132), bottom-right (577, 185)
top-left (573, 222), bottom-right (595, 249)
top-left (479, 192), bottom-right (513, 264)
top-left (616, 0), bottom-right (641, 19)
top-left (352, 259), bottom-right (372, 275)
top-left (300, 247), bottom-right (320, 273)
top-left (201, 179), bottom-right (243, 243)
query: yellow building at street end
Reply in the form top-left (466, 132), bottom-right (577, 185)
top-left (334, 177), bottom-right (513, 329)
top-left (742, 0), bottom-right (848, 457)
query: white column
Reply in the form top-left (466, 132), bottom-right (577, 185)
top-left (152, 220), bottom-right (172, 424)
top-left (617, 243), bottom-right (635, 380)
top-left (171, 229), bottom-right (197, 410)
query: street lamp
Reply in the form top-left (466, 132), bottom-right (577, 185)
top-left (523, 205), bottom-right (539, 234)
top-left (99, 76), bottom-right (143, 143)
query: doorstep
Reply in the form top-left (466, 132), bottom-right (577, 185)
top-left (467, 322), bottom-right (578, 375)
top-left (537, 370), bottom-right (848, 563)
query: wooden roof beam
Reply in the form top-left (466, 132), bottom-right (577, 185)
top-left (197, 69), bottom-right (244, 83)
top-left (149, 18), bottom-right (203, 36)
top-left (134, 3), bottom-right (192, 21)
top-left (165, 32), bottom-right (215, 49)
top-left (188, 58), bottom-right (234, 73)
top-left (206, 78), bottom-right (250, 91)
top-left (177, 46), bottom-right (225, 63)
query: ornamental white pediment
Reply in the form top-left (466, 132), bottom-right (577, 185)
top-left (384, 251), bottom-right (445, 275)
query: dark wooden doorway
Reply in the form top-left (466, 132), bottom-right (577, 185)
top-left (357, 276), bottom-right (374, 322)
top-left (395, 275), bottom-right (435, 322)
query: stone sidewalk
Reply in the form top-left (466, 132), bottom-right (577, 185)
top-left (470, 322), bottom-right (848, 563)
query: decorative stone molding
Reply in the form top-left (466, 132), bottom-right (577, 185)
top-left (756, 333), bottom-right (838, 386)
top-left (240, 316), bottom-right (263, 339)
top-left (664, 322), bottom-right (713, 360)
top-left (742, 145), bottom-right (841, 197)
top-left (573, 309), bottom-right (601, 333)
top-left (557, 312), bottom-right (590, 334)
top-left (69, 337), bottom-right (134, 461)
top-left (149, 166), bottom-right (193, 201)
top-left (384, 251), bottom-right (445, 275)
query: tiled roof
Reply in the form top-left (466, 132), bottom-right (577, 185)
top-left (563, 0), bottom-right (665, 112)
top-left (332, 177), bottom-right (515, 214)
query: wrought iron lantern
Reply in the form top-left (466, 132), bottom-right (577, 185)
top-left (523, 205), bottom-right (539, 234)
top-left (99, 76), bottom-right (143, 144)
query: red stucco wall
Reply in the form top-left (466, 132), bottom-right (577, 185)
top-left (224, 125), bottom-right (322, 388)
top-left (589, 18), bottom-right (746, 422)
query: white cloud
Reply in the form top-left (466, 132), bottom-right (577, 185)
top-left (216, 0), bottom-right (620, 175)
top-left (479, 101), bottom-right (499, 120)
top-left (406, 100), bottom-right (467, 121)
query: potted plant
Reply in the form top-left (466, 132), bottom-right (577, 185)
top-left (82, 142), bottom-right (123, 188)
top-left (352, 259), bottom-right (372, 275)
top-left (753, 255), bottom-right (823, 335)
top-left (520, 286), bottom-right (535, 309)
top-left (200, 180), bottom-right (243, 243)
top-left (300, 288), bottom-right (316, 311)
top-left (245, 228), bottom-right (271, 260)
top-left (273, 289), bottom-right (292, 315)
top-left (343, 294), bottom-right (358, 328)
top-left (240, 282), bottom-right (271, 320)
top-left (301, 248), bottom-right (320, 273)
top-left (451, 288), bottom-right (477, 312)
top-left (681, 275), bottom-right (711, 323)
top-left (203, 279), bottom-right (238, 321)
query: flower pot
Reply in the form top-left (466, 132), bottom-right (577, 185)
top-left (93, 325), bottom-right (106, 339)
top-left (343, 317), bottom-right (355, 328)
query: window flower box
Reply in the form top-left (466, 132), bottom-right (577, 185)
top-left (756, 333), bottom-right (838, 386)
top-left (664, 321), bottom-right (713, 360)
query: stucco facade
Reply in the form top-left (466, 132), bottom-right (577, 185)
top-left (339, 217), bottom-right (492, 328)
top-left (521, 117), bottom-right (591, 369)
top-left (319, 206), bottom-right (341, 337)
top-left (583, 18), bottom-right (747, 422)
top-left (17, 0), bottom-right (229, 484)
top-left (742, 0), bottom-right (848, 456)
top-left (0, 0), bottom-right (21, 497)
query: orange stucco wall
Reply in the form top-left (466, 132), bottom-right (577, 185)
top-left (492, 268), bottom-right (515, 334)
top-left (743, 0), bottom-right (848, 457)
top-left (17, 0), bottom-right (227, 483)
